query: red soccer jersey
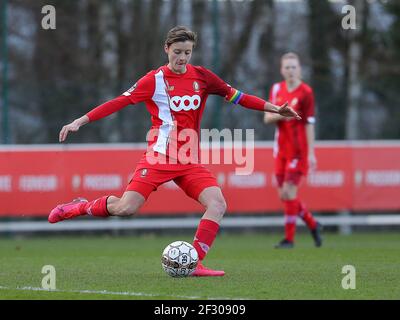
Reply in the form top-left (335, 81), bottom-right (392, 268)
top-left (269, 81), bottom-right (315, 159)
top-left (126, 64), bottom-right (232, 166)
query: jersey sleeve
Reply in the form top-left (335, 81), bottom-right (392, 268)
top-left (200, 67), bottom-right (267, 111)
top-left (226, 88), bottom-right (266, 111)
top-left (86, 95), bottom-right (131, 122)
top-left (86, 72), bottom-right (155, 122)
top-left (122, 72), bottom-right (155, 104)
top-left (303, 87), bottom-right (315, 124)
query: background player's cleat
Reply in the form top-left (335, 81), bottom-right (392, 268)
top-left (48, 198), bottom-right (88, 224)
top-left (311, 222), bottom-right (323, 247)
top-left (274, 238), bottom-right (294, 249)
top-left (191, 262), bottom-right (225, 277)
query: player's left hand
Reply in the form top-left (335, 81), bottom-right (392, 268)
top-left (278, 102), bottom-right (301, 120)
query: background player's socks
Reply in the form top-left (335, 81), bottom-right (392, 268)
top-left (298, 201), bottom-right (317, 230)
top-left (284, 216), bottom-right (296, 242)
top-left (283, 199), bottom-right (299, 242)
top-left (193, 219), bottom-right (220, 261)
top-left (80, 196), bottom-right (110, 217)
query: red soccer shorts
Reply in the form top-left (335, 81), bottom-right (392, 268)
top-left (126, 164), bottom-right (219, 200)
top-left (274, 155), bottom-right (308, 188)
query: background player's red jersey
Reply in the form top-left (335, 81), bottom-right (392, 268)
top-left (269, 81), bottom-right (315, 159)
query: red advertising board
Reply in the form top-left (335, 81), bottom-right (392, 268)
top-left (1, 142), bottom-right (399, 216)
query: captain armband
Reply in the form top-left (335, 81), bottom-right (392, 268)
top-left (226, 88), bottom-right (244, 105)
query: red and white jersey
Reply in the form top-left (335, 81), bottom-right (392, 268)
top-left (269, 81), bottom-right (315, 159)
top-left (86, 64), bottom-right (267, 169)
top-left (122, 64), bottom-right (232, 166)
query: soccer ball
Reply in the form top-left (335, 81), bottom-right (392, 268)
top-left (161, 241), bottom-right (199, 277)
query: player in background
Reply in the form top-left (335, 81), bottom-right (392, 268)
top-left (49, 26), bottom-right (300, 275)
top-left (264, 52), bottom-right (322, 249)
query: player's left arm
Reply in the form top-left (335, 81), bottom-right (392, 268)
top-left (226, 88), bottom-right (301, 120)
top-left (306, 123), bottom-right (317, 171)
top-left (202, 67), bottom-right (300, 120)
top-left (304, 87), bottom-right (317, 171)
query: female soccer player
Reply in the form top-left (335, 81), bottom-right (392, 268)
top-left (264, 52), bottom-right (322, 249)
top-left (49, 26), bottom-right (300, 276)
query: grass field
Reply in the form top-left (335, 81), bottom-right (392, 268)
top-left (0, 232), bottom-right (399, 300)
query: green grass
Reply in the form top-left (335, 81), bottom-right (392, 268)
top-left (0, 232), bottom-right (399, 300)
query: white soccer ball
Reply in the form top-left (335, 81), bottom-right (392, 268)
top-left (161, 241), bottom-right (199, 277)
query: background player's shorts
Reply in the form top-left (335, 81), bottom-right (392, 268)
top-left (275, 155), bottom-right (308, 188)
top-left (126, 164), bottom-right (219, 200)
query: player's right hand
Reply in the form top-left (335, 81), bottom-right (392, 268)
top-left (59, 116), bottom-right (89, 142)
top-left (59, 121), bottom-right (81, 142)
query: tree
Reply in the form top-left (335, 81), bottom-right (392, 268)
top-left (344, 0), bottom-right (366, 140)
top-left (308, 0), bottom-right (344, 139)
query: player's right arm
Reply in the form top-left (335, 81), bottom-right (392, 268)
top-left (264, 112), bottom-right (286, 124)
top-left (264, 113), bottom-right (286, 124)
top-left (59, 73), bottom-right (155, 142)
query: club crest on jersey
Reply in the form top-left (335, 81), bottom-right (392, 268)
top-left (193, 81), bottom-right (200, 92)
top-left (140, 169), bottom-right (148, 177)
top-left (290, 98), bottom-right (298, 107)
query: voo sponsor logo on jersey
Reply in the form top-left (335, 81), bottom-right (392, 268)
top-left (169, 95), bottom-right (201, 111)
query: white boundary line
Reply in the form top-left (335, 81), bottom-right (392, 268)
top-left (1, 215), bottom-right (400, 233)
top-left (0, 285), bottom-right (244, 300)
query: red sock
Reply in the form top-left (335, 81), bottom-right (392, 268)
top-left (193, 219), bottom-right (220, 261)
top-left (298, 201), bottom-right (317, 230)
top-left (79, 196), bottom-right (110, 217)
top-left (283, 199), bottom-right (299, 242)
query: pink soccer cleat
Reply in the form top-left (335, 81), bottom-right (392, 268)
top-left (48, 198), bottom-right (88, 224)
top-left (191, 262), bottom-right (225, 277)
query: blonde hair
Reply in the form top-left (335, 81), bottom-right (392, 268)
top-left (281, 52), bottom-right (301, 64)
